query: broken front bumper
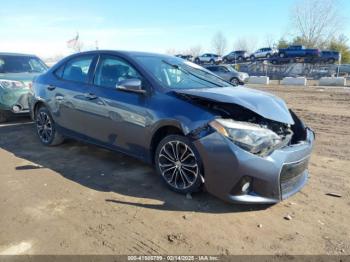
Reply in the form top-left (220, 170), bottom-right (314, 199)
top-left (0, 91), bottom-right (30, 114)
top-left (193, 128), bottom-right (315, 204)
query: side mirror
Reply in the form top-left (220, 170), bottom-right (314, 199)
top-left (116, 79), bottom-right (145, 94)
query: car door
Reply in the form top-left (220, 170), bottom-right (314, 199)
top-left (82, 54), bottom-right (151, 156)
top-left (255, 49), bottom-right (262, 58)
top-left (215, 66), bottom-right (230, 80)
top-left (202, 54), bottom-right (210, 63)
top-left (48, 54), bottom-right (97, 134)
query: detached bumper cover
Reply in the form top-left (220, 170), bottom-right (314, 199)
top-left (194, 128), bottom-right (315, 204)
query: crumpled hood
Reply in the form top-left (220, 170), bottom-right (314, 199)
top-left (174, 86), bottom-right (295, 124)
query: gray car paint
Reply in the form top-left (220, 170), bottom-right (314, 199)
top-left (29, 50), bottom-right (314, 204)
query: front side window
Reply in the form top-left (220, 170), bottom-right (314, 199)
top-left (134, 55), bottom-right (231, 89)
top-left (94, 56), bottom-right (142, 89)
top-left (0, 55), bottom-right (47, 73)
top-left (62, 55), bottom-right (94, 83)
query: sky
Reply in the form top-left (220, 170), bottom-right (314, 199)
top-left (1, 0), bottom-right (349, 58)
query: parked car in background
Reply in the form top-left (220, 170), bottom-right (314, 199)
top-left (250, 47), bottom-right (278, 61)
top-left (175, 54), bottom-right (194, 61)
top-left (205, 65), bottom-right (249, 86)
top-left (278, 45), bottom-right (320, 59)
top-left (0, 53), bottom-right (48, 122)
top-left (223, 51), bottom-right (249, 63)
top-left (318, 51), bottom-right (340, 64)
top-left (332, 64), bottom-right (350, 76)
top-left (29, 50), bottom-right (314, 204)
top-left (194, 53), bottom-right (222, 64)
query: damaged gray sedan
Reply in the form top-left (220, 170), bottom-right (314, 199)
top-left (29, 51), bottom-right (315, 204)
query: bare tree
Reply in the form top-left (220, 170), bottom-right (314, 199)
top-left (187, 45), bottom-right (202, 57)
top-left (264, 34), bottom-right (276, 48)
top-left (290, 0), bottom-right (343, 48)
top-left (211, 32), bottom-right (227, 56)
top-left (165, 48), bottom-right (179, 55)
top-left (233, 37), bottom-right (257, 53)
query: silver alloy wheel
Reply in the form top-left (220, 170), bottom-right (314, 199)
top-left (158, 140), bottom-right (199, 190)
top-left (36, 111), bottom-right (53, 143)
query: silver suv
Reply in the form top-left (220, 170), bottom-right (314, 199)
top-left (194, 53), bottom-right (222, 64)
top-left (250, 47), bottom-right (278, 61)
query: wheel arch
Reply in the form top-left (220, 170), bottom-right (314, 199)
top-left (32, 100), bottom-right (48, 120)
top-left (149, 122), bottom-right (186, 164)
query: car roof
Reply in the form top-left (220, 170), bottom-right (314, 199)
top-left (67, 50), bottom-right (175, 58)
top-left (0, 52), bottom-right (37, 57)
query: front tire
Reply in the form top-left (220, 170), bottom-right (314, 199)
top-left (35, 106), bottom-right (64, 146)
top-left (230, 78), bottom-right (240, 86)
top-left (155, 135), bottom-right (203, 194)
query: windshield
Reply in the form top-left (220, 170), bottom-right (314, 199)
top-left (0, 55), bottom-right (48, 73)
top-left (134, 55), bottom-right (231, 89)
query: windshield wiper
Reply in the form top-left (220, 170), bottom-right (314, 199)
top-left (162, 60), bottom-right (224, 87)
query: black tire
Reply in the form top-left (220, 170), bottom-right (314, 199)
top-left (195, 58), bottom-right (200, 64)
top-left (250, 55), bottom-right (255, 61)
top-left (271, 60), bottom-right (278, 65)
top-left (237, 56), bottom-right (243, 62)
top-left (266, 54), bottom-right (271, 58)
top-left (0, 110), bottom-right (8, 123)
top-left (155, 135), bottom-right (203, 194)
top-left (230, 78), bottom-right (240, 86)
top-left (35, 106), bottom-right (64, 146)
top-left (209, 59), bottom-right (215, 65)
top-left (279, 53), bottom-right (285, 58)
top-left (223, 58), bottom-right (228, 64)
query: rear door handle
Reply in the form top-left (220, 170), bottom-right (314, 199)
top-left (47, 85), bottom-right (56, 91)
top-left (85, 93), bottom-right (98, 100)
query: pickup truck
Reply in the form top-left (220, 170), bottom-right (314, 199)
top-left (278, 45), bottom-right (320, 58)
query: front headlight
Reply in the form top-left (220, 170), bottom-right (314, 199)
top-left (0, 79), bottom-right (26, 89)
top-left (210, 118), bottom-right (282, 156)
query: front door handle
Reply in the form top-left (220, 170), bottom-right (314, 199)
top-left (85, 93), bottom-right (98, 100)
top-left (47, 85), bottom-right (56, 91)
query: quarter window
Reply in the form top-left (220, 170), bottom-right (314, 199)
top-left (61, 55), bottom-right (94, 83)
top-left (94, 56), bottom-right (142, 89)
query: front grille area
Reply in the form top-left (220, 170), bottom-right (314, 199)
top-left (280, 157), bottom-right (309, 198)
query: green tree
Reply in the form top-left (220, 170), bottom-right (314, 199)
top-left (327, 35), bottom-right (350, 63)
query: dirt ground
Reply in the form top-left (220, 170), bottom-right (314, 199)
top-left (0, 85), bottom-right (349, 255)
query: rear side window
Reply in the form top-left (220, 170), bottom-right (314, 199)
top-left (61, 55), bottom-right (94, 83)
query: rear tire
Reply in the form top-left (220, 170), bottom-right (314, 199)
top-left (35, 106), bottom-right (64, 146)
top-left (195, 58), bottom-right (200, 64)
top-left (209, 59), bottom-right (215, 65)
top-left (250, 55), bottom-right (255, 61)
top-left (0, 110), bottom-right (8, 123)
top-left (155, 135), bottom-right (203, 194)
top-left (279, 53), bottom-right (285, 58)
